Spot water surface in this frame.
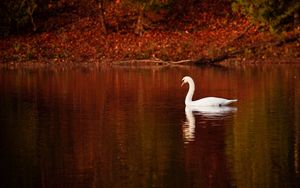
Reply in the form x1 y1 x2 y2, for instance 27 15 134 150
0 65 299 188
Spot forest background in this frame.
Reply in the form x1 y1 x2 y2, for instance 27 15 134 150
0 0 299 64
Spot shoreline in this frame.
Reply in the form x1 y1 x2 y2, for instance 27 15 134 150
1 3 299 65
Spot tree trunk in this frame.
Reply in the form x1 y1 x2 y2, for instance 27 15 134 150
294 12 300 28
97 0 107 34
134 6 144 36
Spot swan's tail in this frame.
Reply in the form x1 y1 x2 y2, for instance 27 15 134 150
224 99 238 105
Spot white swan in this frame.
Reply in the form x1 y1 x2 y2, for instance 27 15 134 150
181 76 237 106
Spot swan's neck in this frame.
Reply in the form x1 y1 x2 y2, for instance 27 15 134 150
185 80 195 105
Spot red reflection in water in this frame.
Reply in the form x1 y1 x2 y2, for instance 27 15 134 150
1 65 299 188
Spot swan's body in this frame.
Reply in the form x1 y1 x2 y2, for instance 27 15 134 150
182 76 237 106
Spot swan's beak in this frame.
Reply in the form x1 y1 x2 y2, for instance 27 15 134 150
181 80 185 87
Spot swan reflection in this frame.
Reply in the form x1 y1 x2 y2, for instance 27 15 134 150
183 106 237 144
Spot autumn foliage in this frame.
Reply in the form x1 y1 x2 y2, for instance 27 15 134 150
0 0 299 64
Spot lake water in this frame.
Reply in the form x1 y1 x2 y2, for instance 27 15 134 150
0 64 299 188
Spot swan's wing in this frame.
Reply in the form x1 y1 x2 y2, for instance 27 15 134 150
222 99 238 105
190 97 237 106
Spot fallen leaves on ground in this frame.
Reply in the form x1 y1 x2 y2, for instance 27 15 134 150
0 0 299 65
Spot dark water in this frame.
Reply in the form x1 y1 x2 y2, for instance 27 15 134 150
0 65 299 188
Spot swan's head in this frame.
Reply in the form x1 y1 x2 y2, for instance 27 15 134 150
181 76 193 87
